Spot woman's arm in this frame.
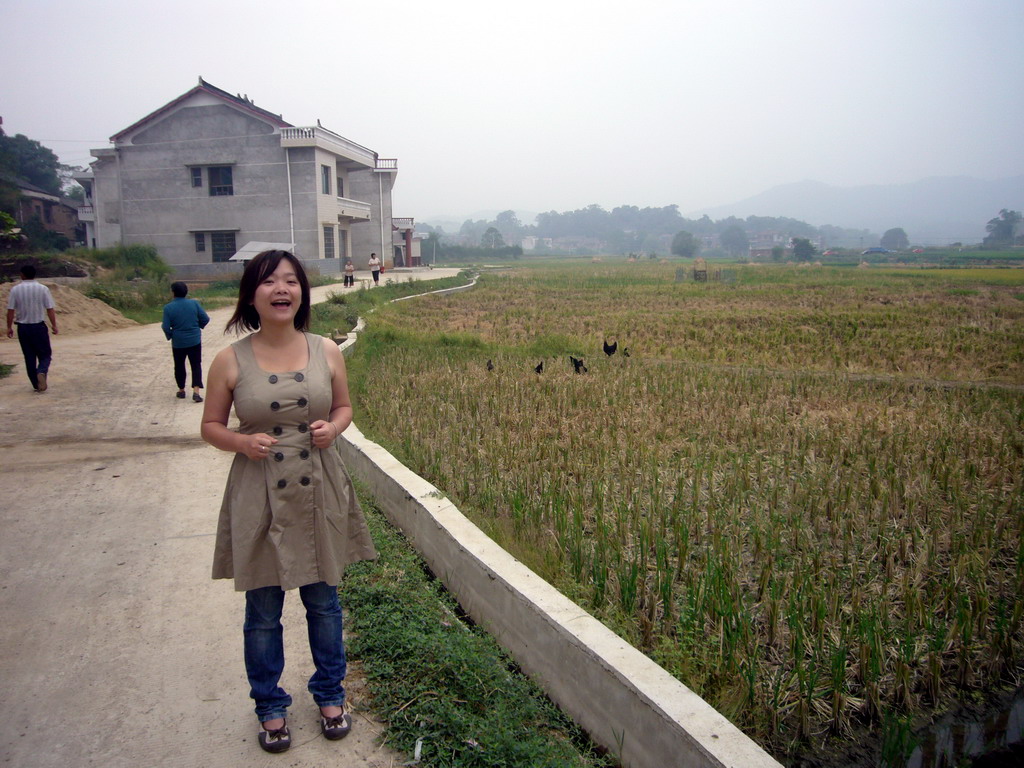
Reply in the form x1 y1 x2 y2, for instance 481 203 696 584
201 346 277 460
311 337 353 449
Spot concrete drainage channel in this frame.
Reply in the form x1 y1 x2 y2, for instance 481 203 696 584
335 280 782 768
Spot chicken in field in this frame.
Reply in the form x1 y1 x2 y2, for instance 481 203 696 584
535 361 544 374
486 359 495 372
603 339 617 356
570 355 588 374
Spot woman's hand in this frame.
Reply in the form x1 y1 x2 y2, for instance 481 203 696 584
243 433 278 461
310 420 339 450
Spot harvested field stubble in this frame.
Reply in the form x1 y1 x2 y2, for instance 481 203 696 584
349 263 1024 759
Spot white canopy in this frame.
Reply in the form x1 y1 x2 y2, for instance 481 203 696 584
228 241 296 261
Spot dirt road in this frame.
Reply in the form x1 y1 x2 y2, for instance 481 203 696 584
0 269 460 767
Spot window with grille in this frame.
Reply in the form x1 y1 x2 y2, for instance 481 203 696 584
321 165 332 195
190 167 202 188
210 232 236 262
194 233 206 252
208 166 233 196
323 225 335 258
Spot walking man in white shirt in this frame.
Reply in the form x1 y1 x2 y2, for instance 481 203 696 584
6 264 58 392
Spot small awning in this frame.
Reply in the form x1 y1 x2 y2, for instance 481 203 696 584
229 241 296 261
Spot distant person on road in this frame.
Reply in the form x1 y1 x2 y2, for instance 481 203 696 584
201 249 376 754
5 264 58 392
161 281 210 402
343 259 355 288
367 252 381 286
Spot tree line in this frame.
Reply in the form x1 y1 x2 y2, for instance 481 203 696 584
423 205 878 255
425 203 1023 257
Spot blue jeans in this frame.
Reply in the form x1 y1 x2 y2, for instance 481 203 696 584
243 581 347 722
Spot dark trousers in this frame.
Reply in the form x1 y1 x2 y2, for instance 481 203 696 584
172 344 203 389
16 322 51 390
343 274 354 287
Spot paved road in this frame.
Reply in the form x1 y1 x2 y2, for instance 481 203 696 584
0 269 460 767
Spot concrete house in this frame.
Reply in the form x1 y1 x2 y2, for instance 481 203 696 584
76 78 397 271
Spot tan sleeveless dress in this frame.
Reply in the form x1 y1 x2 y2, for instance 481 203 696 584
212 333 376 591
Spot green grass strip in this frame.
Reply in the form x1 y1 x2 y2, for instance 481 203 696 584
342 486 614 768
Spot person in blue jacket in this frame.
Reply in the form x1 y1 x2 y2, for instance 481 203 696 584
162 281 210 402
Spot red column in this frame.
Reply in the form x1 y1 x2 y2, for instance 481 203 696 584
406 229 416 266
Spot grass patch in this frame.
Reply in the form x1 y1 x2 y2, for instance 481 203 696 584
0 362 13 379
342 487 614 768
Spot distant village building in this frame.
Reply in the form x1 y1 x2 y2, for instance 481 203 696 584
392 217 422 266
76 78 404 269
2 172 83 245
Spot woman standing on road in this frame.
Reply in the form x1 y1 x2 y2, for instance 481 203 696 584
201 249 376 753
367 252 381 286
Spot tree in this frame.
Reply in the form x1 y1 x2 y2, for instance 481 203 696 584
792 237 816 261
494 210 522 243
983 209 1022 248
480 226 505 248
671 230 699 258
0 133 62 195
880 227 909 251
719 224 749 257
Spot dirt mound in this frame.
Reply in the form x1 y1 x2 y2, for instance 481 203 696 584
1 281 138 336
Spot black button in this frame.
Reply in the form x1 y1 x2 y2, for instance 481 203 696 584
300 477 311 486
270 401 280 411
277 479 287 488
272 426 283 436
300 449 310 459
298 423 308 433
274 452 284 462
297 397 308 407
294 373 304 382
268 375 278 384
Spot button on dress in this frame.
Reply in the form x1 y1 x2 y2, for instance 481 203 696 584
212 333 376 591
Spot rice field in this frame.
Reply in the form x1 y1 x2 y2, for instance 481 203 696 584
347 262 1024 760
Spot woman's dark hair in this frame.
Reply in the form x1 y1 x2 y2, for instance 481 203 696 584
171 281 188 298
225 250 311 334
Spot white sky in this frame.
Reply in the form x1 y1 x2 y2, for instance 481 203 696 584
3 0 1022 222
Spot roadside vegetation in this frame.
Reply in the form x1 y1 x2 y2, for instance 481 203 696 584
344 484 614 768
346 260 1024 764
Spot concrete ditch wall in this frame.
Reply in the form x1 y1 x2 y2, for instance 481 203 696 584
336 320 782 768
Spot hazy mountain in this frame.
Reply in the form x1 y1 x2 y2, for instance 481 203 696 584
689 176 1024 244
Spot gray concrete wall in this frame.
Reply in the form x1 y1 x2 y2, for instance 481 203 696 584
87 101 394 268
348 168 394 268
115 104 295 265
334 324 782 768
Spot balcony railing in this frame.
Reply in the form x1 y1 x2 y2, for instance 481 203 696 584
77 205 95 221
280 126 376 168
375 158 398 172
393 217 414 229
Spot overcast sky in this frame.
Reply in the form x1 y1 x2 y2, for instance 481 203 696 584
4 0 1022 224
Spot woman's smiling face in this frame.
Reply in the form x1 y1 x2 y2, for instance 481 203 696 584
253 260 302 323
